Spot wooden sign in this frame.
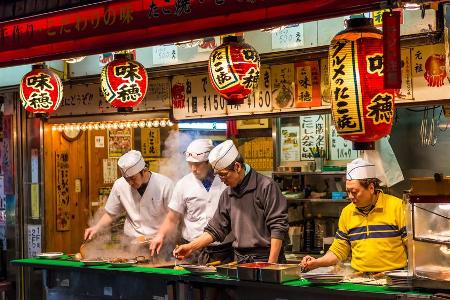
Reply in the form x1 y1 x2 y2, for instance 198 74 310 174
272 64 295 110
56 152 70 231
141 128 161 157
299 115 326 160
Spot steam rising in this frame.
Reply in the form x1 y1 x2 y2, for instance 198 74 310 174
158 130 193 181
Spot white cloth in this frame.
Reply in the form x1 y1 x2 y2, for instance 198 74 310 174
185 139 214 162
118 150 145 177
362 137 404 187
105 172 174 238
346 158 376 180
168 173 227 242
208 140 239 170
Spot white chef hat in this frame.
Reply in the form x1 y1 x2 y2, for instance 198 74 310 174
208 140 239 171
346 158 377 180
185 139 214 162
118 150 145 178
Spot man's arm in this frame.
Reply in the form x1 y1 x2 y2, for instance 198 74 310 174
301 252 339 271
173 232 214 259
150 209 181 256
84 212 114 240
268 238 283 263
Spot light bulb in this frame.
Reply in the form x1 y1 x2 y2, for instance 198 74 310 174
75 124 81 130
87 124 93 130
146 121 153 128
118 123 125 129
167 120 174 127
152 120 159 127
93 123 100 130
52 125 57 131
132 121 139 128
106 123 112 130
57 125 64 132
160 120 167 127
80 124 87 131
126 122 132 129
139 121 146 128
112 123 119 130
99 123 106 130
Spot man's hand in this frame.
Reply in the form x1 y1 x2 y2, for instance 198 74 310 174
84 226 98 241
149 234 164 257
300 255 318 272
173 244 193 260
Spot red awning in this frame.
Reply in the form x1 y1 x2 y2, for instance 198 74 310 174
0 0 386 68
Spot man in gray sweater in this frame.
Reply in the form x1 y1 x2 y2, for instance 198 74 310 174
173 140 288 263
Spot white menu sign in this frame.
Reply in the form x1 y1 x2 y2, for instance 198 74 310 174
153 45 178 65
299 115 326 160
28 224 41 257
272 24 304 50
280 126 300 162
329 125 359 161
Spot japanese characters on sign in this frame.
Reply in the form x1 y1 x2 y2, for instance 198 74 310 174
101 56 148 110
153 45 178 65
299 115 326 160
172 74 227 119
141 128 161 157
103 158 118 184
329 40 364 134
329 125 358 161
272 24 304 50
28 225 41 257
320 59 331 104
295 61 321 108
20 65 63 114
398 49 413 100
280 126 300 162
272 64 295 109
56 152 70 231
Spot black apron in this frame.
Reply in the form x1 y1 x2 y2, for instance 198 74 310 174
234 247 286 264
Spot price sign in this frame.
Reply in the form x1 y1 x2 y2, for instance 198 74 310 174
28 224 41 257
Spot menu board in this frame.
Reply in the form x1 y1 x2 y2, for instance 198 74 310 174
280 126 300 162
329 125 359 161
299 115 326 160
107 128 132 158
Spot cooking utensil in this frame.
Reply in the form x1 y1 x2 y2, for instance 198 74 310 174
36 252 64 259
237 262 274 281
259 264 300 283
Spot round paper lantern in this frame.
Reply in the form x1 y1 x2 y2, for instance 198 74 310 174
101 53 148 112
208 36 260 105
19 64 63 115
329 18 395 150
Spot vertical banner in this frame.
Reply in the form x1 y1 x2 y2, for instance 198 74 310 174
280 126 300 162
27 225 42 257
320 59 331 105
272 64 295 109
383 11 402 89
295 61 321 108
299 115 326 160
55 152 70 231
397 48 413 100
141 128 161 157
103 158 118 184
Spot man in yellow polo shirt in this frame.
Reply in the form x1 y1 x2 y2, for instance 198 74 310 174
301 158 407 273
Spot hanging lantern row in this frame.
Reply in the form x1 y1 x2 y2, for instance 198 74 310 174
51 119 174 132
19 64 63 115
100 53 148 113
208 36 261 105
329 17 395 150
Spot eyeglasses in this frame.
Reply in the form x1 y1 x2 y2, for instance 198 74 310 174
184 151 210 159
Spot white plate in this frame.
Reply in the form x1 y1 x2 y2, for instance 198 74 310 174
36 252 64 259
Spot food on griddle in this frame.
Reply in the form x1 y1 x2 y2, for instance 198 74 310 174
109 258 130 263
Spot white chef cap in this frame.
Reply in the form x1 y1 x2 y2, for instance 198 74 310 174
208 140 239 171
346 158 377 180
118 150 145 178
185 139 214 162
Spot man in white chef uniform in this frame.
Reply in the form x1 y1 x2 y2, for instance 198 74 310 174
84 150 174 247
150 139 234 264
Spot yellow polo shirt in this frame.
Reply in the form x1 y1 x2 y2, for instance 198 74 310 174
329 192 407 272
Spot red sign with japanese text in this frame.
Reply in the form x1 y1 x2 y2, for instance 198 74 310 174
383 11 401 89
295 61 321 108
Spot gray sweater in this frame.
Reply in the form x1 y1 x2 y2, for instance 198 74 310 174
204 168 288 249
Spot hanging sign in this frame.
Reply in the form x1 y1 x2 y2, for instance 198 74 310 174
153 45 178 65
383 11 402 89
295 61 321 108
397 48 413 100
272 24 304 50
272 64 295 110
280 126 300 162
299 115 326 160
329 125 359 160
56 152 70 231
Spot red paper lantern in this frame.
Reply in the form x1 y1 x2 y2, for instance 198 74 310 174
19 64 63 115
208 36 260 105
101 53 148 112
329 18 395 150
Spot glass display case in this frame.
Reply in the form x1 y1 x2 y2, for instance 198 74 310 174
407 177 450 289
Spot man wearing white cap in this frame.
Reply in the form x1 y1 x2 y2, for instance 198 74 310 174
149 139 234 264
174 140 288 264
84 150 174 242
301 158 407 273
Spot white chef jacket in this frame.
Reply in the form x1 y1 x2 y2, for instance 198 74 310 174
168 173 227 243
105 172 174 238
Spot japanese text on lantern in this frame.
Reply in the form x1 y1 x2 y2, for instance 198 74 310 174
366 53 383 76
210 47 238 89
113 61 143 102
366 92 393 124
25 72 54 110
330 41 363 134
241 48 260 89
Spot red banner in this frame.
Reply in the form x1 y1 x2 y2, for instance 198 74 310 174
0 0 385 68
383 11 401 89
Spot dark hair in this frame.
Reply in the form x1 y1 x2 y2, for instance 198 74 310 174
358 178 381 190
225 154 245 170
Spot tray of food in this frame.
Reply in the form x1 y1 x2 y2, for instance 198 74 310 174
237 262 274 281
106 258 137 268
36 252 64 259
178 264 217 275
259 264 300 283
